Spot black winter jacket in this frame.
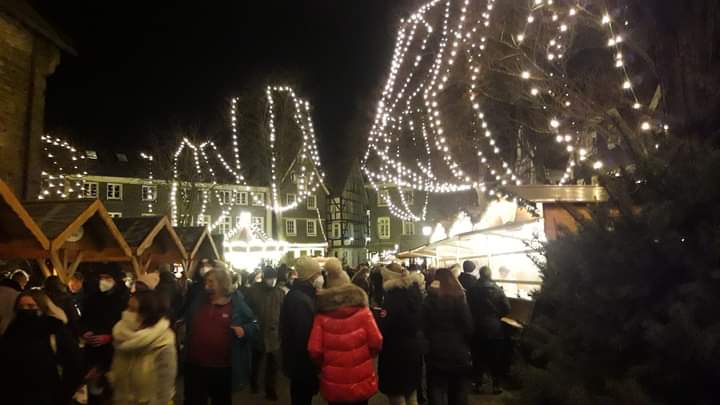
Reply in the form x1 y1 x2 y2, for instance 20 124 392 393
422 291 473 374
0 315 84 405
458 273 477 291
279 282 318 383
467 280 510 340
378 276 424 395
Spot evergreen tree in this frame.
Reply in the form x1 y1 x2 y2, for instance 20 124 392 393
512 138 720 404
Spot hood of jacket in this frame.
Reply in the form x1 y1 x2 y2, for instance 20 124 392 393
316 283 368 313
383 274 416 291
113 311 173 352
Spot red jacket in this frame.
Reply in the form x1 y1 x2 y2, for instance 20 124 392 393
308 284 383 403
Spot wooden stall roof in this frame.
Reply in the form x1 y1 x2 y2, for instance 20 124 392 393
23 199 131 257
114 216 187 261
505 185 608 203
174 226 220 261
0 180 49 258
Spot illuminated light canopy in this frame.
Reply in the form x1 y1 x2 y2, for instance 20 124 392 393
362 0 659 216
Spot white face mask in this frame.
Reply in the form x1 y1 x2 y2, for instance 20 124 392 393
312 276 325 290
265 278 277 288
99 279 115 293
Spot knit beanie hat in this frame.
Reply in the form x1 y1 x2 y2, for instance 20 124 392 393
324 257 350 288
263 266 278 280
463 260 476 273
295 256 321 281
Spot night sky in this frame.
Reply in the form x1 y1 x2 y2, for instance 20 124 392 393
33 1 414 176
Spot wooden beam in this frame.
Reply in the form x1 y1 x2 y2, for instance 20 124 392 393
67 251 86 279
50 250 68 283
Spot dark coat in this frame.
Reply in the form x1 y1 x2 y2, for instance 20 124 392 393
458 273 477 292
184 289 259 392
467 280 510 340
279 282 318 384
0 315 84 405
245 283 285 353
422 290 473 374
80 284 129 368
378 276 424 396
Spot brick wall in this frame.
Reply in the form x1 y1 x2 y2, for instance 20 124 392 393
0 12 60 199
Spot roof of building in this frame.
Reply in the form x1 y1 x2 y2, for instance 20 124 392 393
0 0 75 54
113 216 162 247
23 200 95 240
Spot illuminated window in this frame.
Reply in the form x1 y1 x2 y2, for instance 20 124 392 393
141 185 157 202
307 195 317 210
402 220 416 236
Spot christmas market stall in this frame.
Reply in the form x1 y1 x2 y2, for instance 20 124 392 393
113 216 187 275
23 199 132 282
174 226 221 273
0 180 51 274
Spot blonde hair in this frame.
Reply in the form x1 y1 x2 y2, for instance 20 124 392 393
205 262 234 295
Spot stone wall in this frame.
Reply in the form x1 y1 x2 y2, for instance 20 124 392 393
0 12 60 199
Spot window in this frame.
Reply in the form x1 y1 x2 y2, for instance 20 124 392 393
378 217 391 239
108 212 123 218
306 219 317 236
86 150 98 160
107 184 123 200
377 189 390 207
252 217 265 232
403 190 414 205
83 182 98 198
234 191 248 205
251 192 265 206
331 222 342 239
196 215 211 227
307 195 317 210
141 185 157 202
115 153 128 162
330 199 340 219
347 223 355 240
402 220 416 236
290 172 297 184
220 216 232 234
285 219 297 236
218 190 233 205
286 193 296 206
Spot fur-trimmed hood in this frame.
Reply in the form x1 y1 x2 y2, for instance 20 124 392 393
383 271 426 291
316 284 368 313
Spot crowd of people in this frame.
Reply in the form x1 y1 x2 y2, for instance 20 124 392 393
0 256 511 405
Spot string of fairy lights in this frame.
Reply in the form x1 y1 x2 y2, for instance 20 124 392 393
38 135 87 200
362 0 664 220
170 86 326 241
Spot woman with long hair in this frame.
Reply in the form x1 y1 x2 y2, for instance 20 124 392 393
422 268 473 405
109 275 177 405
0 289 84 405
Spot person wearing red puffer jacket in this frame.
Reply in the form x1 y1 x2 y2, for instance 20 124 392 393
308 258 383 405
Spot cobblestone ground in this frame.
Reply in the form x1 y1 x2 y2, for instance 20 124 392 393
178 373 512 405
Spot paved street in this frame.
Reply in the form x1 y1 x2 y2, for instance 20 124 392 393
178 372 512 405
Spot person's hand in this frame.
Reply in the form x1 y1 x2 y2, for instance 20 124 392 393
87 334 112 347
379 309 388 318
82 331 94 341
231 325 245 338
85 368 100 380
